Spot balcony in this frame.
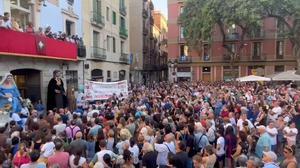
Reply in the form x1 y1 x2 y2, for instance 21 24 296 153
119 5 127 16
143 9 148 18
223 54 232 61
225 32 240 41
178 56 192 63
119 26 128 39
119 53 130 64
91 11 105 28
249 30 265 39
251 55 266 61
0 28 77 61
91 47 106 61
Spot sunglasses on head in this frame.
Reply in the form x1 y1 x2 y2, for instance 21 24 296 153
284 146 293 153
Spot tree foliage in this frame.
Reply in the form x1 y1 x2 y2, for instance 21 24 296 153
258 0 300 70
181 0 262 55
181 0 300 70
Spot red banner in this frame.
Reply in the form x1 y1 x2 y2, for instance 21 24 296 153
0 28 77 61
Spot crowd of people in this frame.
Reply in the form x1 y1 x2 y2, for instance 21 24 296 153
0 80 299 168
0 12 84 45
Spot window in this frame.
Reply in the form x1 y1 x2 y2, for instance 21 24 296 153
106 7 110 21
93 31 99 47
253 42 261 57
202 67 211 73
106 36 110 51
121 41 125 53
113 37 116 53
93 0 101 15
203 44 210 61
180 6 184 14
180 26 184 39
112 11 116 25
65 20 75 36
180 45 188 57
120 17 126 28
275 65 284 73
107 70 111 78
66 70 78 91
277 19 285 33
227 43 236 53
276 41 284 59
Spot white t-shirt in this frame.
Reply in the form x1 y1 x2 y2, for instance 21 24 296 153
237 119 254 131
216 137 225 156
53 123 66 135
266 126 278 145
95 149 117 164
284 127 298 145
41 142 55 158
69 155 86 168
269 106 282 121
207 127 216 142
129 145 139 164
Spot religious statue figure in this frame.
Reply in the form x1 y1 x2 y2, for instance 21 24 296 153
47 70 68 110
0 73 22 114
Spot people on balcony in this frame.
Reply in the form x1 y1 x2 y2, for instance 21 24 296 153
25 22 34 33
0 12 12 29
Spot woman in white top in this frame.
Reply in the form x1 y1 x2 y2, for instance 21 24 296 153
283 122 298 146
69 150 88 168
215 126 225 168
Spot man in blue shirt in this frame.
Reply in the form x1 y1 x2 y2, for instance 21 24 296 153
255 125 272 158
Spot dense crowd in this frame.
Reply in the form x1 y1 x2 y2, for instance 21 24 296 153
0 12 84 45
0 81 299 168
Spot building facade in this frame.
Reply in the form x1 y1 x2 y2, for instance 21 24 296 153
129 0 162 84
0 0 84 104
168 0 297 82
152 10 168 82
82 0 130 83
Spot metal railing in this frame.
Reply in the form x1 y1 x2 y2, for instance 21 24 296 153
119 53 129 64
119 26 128 38
119 6 127 16
225 32 240 41
91 47 106 60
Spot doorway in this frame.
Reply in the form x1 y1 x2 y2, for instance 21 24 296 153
11 69 41 103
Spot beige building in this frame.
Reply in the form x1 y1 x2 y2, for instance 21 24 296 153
129 0 157 84
152 10 168 81
82 0 130 82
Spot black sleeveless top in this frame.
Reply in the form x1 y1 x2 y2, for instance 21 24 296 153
239 141 249 155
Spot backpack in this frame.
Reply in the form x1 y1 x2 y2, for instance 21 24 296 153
66 126 79 143
193 134 206 154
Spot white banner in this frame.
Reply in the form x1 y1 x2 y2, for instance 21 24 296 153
85 80 128 101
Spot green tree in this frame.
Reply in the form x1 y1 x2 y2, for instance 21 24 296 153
258 0 300 73
180 0 262 79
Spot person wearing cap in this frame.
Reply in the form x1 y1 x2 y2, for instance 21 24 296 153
255 125 272 158
262 151 279 168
